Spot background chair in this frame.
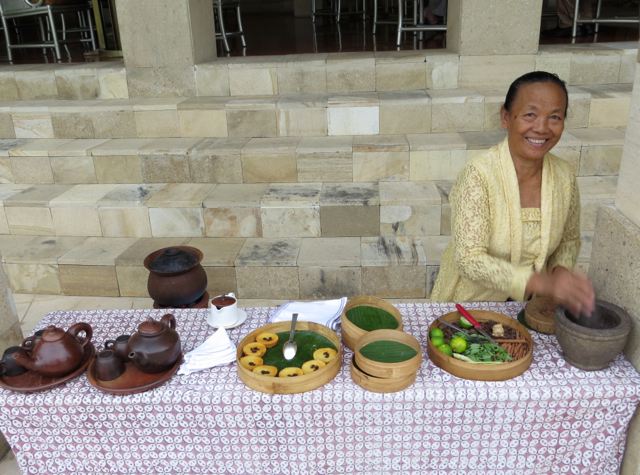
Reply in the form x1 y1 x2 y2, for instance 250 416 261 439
571 0 639 37
212 0 245 52
372 0 446 45
311 0 366 23
0 0 96 60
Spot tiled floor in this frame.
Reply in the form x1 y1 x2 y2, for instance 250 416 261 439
0 292 431 474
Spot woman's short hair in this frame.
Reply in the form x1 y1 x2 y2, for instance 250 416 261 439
504 71 569 116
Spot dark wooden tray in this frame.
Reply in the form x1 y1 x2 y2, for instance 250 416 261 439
0 343 95 393
86 355 182 395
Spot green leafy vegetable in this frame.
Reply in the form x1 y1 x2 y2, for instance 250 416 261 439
261 331 337 371
359 340 417 363
450 333 512 363
346 305 399 331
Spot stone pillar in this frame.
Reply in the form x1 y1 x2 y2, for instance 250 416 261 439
446 0 543 89
447 0 543 55
115 0 217 97
0 255 24 458
588 41 640 474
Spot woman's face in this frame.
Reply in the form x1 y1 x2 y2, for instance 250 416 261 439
500 82 566 164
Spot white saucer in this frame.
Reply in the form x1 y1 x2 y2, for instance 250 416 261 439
207 309 248 329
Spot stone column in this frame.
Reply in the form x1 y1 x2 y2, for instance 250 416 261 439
446 0 543 88
447 0 543 55
115 0 217 97
0 254 24 458
588 42 640 475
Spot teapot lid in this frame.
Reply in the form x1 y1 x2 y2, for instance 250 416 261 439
149 247 198 272
137 318 164 336
41 325 65 342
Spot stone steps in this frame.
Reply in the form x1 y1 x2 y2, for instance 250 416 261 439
0 43 635 101
0 166 615 298
0 230 596 300
0 127 625 186
0 83 632 140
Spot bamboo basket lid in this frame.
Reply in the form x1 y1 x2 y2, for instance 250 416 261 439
350 356 416 393
340 296 403 351
427 310 533 381
236 321 341 394
354 329 422 379
524 296 557 334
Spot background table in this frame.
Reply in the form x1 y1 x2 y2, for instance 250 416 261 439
1 301 639 475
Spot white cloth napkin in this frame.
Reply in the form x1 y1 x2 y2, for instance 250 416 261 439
178 326 237 375
268 297 347 330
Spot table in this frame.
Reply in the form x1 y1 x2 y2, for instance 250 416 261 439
1 302 639 475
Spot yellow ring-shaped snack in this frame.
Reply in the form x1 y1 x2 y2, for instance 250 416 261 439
252 365 278 376
279 367 304 378
313 348 337 363
301 360 326 374
256 332 279 348
243 342 267 357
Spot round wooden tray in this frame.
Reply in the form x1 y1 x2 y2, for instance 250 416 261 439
427 310 533 381
524 296 557 334
237 321 341 394
354 329 422 379
86 354 182 395
340 296 403 351
0 343 95 393
350 356 416 393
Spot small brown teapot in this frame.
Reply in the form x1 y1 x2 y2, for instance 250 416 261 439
128 314 181 374
13 323 93 377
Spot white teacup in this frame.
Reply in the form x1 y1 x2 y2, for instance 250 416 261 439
207 293 239 328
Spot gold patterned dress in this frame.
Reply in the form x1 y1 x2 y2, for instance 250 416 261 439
431 138 581 303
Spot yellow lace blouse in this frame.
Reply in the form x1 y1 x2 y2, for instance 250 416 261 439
431 138 581 303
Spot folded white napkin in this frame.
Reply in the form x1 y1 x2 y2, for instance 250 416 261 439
268 297 347 330
178 326 237 375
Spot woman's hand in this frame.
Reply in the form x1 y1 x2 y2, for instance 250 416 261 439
526 266 595 317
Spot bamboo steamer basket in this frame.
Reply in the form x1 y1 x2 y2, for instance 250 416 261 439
350 356 416 393
427 310 533 381
237 321 341 394
524 296 557 334
354 329 422 379
341 296 403 351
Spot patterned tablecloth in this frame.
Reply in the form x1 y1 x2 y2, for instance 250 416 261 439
1 301 640 475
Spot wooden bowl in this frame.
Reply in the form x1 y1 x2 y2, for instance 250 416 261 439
350 356 416 393
341 296 403 351
427 310 533 381
236 321 341 394
354 329 422 379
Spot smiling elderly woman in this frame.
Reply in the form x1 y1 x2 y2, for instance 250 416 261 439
431 71 595 317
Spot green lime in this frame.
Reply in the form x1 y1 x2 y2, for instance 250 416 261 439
450 337 467 354
459 316 474 329
429 328 444 340
430 336 445 347
437 344 453 357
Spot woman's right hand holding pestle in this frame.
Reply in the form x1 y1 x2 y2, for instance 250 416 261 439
526 266 595 318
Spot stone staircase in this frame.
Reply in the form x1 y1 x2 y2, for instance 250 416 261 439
0 43 633 301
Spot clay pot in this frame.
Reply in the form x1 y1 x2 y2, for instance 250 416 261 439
128 314 181 374
13 323 93 377
555 300 631 371
144 246 207 308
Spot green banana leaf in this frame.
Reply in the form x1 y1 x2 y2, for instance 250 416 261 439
260 330 338 372
359 340 417 363
346 305 399 331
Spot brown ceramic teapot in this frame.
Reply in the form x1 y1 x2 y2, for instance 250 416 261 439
13 323 93 377
128 314 181 374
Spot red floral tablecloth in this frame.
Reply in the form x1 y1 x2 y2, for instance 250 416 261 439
1 301 639 475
